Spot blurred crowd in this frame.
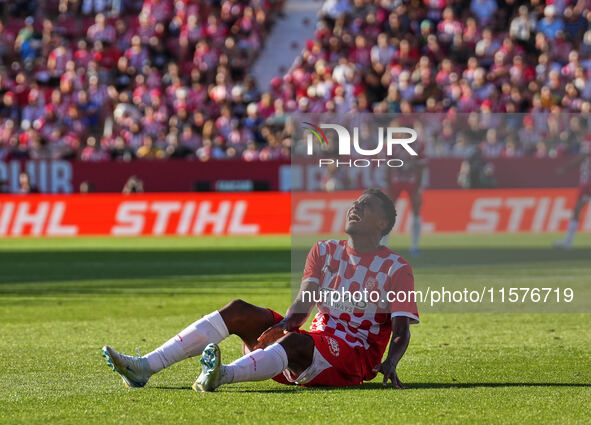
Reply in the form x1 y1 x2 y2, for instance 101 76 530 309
277 0 591 159
1 0 591 162
0 0 287 162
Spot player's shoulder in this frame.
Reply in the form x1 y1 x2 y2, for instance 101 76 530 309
313 239 346 255
314 239 344 248
380 246 414 273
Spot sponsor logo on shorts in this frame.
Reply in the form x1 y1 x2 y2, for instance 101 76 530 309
327 337 340 357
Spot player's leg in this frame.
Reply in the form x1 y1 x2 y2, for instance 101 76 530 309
410 187 423 256
195 332 314 391
555 196 588 249
555 187 590 249
143 299 274 371
102 299 275 387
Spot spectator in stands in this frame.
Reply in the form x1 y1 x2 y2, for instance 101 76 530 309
510 5 536 46
15 17 40 69
2 0 591 164
537 5 564 39
18 171 39 193
470 0 498 27
87 13 116 43
0 21 15 65
457 160 472 189
83 0 109 16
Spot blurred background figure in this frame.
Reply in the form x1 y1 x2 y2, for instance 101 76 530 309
18 171 38 193
79 180 95 193
122 175 144 193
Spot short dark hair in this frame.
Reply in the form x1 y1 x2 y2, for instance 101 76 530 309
363 188 397 236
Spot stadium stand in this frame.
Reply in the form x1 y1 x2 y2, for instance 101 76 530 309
0 0 590 162
277 0 591 159
0 0 286 161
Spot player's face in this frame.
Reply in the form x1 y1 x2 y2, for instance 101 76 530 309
345 194 387 237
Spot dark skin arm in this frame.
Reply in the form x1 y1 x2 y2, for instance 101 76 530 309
253 279 319 350
372 316 410 389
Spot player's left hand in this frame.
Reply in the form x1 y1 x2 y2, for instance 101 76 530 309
372 359 405 389
253 320 288 350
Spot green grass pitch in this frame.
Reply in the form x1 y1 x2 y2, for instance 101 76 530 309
0 234 589 424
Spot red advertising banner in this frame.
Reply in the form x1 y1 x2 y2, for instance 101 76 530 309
0 193 290 236
293 188 591 234
0 189 589 236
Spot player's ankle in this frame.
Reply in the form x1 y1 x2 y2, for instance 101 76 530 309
219 365 233 386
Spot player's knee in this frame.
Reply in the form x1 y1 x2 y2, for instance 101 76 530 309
278 333 314 369
219 299 258 334
223 299 253 316
221 299 260 324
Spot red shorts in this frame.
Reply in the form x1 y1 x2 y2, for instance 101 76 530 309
390 182 418 201
266 310 374 387
577 184 591 202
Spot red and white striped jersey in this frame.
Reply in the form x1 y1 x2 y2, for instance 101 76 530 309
302 240 419 356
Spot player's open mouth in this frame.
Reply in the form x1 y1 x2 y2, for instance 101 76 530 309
348 212 361 223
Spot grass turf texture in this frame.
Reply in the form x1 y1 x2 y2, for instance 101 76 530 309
0 234 589 425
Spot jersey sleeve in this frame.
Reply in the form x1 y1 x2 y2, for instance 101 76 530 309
302 242 323 285
387 264 420 324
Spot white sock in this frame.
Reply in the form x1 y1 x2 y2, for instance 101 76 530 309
220 343 288 385
144 311 229 373
411 214 421 250
564 219 578 245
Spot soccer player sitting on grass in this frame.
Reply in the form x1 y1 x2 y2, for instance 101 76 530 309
102 189 419 391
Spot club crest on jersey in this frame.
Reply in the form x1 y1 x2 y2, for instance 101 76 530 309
327 337 340 357
365 277 378 291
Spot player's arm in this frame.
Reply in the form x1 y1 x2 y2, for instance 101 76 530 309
254 242 322 349
556 153 586 175
284 278 320 328
373 263 418 388
372 316 410 389
253 279 318 349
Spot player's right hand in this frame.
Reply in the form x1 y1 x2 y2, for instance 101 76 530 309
372 360 405 389
253 321 288 350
